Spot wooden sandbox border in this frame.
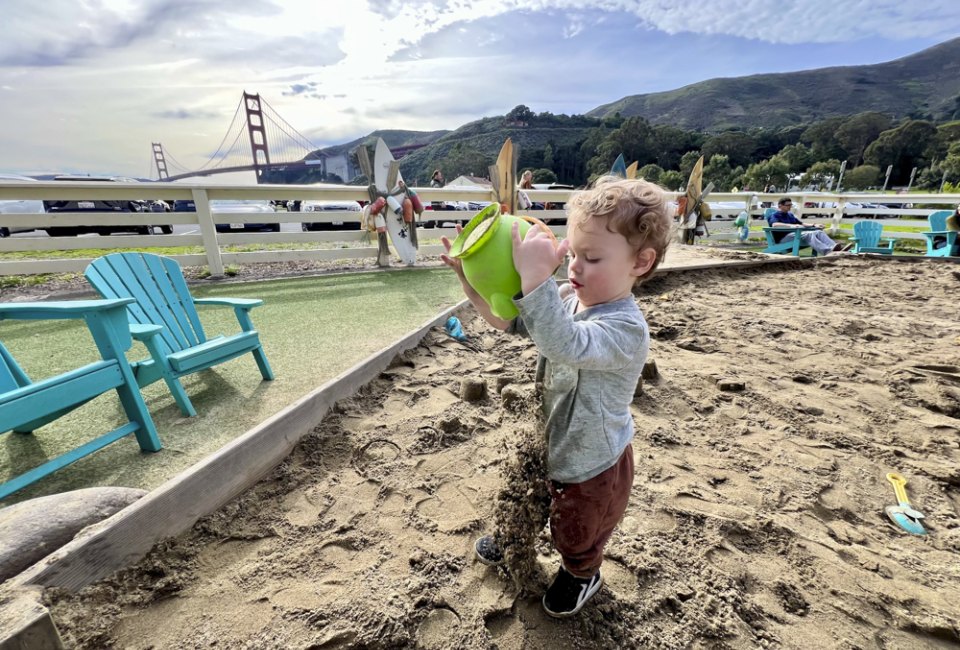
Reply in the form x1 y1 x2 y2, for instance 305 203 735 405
0 251 855 647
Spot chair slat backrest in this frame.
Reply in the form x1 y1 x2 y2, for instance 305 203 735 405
85 253 207 354
764 207 789 243
853 221 882 248
0 340 30 394
929 210 951 231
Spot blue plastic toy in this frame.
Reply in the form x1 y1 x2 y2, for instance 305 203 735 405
445 316 467 342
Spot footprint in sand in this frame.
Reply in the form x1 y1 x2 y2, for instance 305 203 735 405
599 558 640 603
415 482 481 532
670 492 753 522
417 608 462 649
620 511 677 535
486 612 524 650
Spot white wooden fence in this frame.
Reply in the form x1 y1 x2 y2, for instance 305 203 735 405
0 180 957 276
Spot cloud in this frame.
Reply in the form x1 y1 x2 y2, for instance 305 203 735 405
1 1 959 178
154 108 222 120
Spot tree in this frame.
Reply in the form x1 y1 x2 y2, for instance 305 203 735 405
438 142 490 180
777 143 813 175
742 155 790 191
800 117 846 161
532 168 557 184
801 159 841 189
679 151 702 179
842 165 880 190
701 131 757 169
834 112 891 166
915 166 944 190
637 163 663 183
588 116 657 177
506 105 534 124
942 141 960 182
650 125 705 170
659 170 684 191
542 143 555 170
703 154 741 191
863 120 937 185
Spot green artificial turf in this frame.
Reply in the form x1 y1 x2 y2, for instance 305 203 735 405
0 268 466 505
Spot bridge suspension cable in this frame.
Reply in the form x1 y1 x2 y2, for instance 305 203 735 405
154 91 326 180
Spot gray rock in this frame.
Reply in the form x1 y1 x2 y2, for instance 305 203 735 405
0 487 146 582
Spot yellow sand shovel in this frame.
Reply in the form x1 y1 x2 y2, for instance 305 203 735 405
885 473 926 536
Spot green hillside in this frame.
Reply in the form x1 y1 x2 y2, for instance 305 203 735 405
589 37 960 131
317 129 450 158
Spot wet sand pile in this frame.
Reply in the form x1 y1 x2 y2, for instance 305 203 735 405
46 257 960 649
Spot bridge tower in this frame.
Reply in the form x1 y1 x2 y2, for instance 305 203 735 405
152 142 169 180
243 91 271 183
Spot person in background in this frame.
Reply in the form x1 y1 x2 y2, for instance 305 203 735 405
518 169 542 210
430 169 445 212
519 169 534 190
441 176 672 617
769 197 851 255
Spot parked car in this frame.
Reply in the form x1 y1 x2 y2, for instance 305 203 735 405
174 199 280 232
0 173 46 237
42 175 171 236
299 199 362 231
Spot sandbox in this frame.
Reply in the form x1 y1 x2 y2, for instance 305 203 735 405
9 256 960 648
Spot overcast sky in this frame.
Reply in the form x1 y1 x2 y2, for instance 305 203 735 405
1 0 958 180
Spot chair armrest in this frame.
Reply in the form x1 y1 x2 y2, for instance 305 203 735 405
193 297 263 310
921 230 950 236
0 298 134 321
129 323 165 341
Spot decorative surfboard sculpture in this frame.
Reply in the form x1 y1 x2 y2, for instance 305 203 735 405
610 153 627 178
355 144 392 266
490 138 517 215
679 155 713 245
374 138 417 265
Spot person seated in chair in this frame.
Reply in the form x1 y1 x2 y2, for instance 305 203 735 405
769 197 850 256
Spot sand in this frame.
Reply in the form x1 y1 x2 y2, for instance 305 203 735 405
46 257 960 649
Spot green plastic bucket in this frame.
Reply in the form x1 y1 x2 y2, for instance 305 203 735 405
449 204 554 320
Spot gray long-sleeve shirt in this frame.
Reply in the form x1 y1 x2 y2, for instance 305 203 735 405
509 278 648 483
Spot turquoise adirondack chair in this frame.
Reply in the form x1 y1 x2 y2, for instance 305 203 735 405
922 210 957 257
761 207 814 256
0 299 161 500
851 220 895 255
85 253 274 417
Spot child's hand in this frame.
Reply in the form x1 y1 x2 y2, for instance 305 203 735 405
511 221 570 294
440 224 466 280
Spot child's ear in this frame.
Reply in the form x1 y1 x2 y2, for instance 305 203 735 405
632 247 657 277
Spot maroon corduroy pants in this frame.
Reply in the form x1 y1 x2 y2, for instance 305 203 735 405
548 444 634 578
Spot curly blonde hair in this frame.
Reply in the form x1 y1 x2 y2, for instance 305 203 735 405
566 175 672 283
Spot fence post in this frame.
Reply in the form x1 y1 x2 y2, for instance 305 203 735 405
191 189 224 277
832 198 846 235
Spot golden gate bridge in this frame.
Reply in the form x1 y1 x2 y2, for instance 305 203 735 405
152 92 424 183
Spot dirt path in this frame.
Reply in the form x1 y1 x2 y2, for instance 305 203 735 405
47 257 960 649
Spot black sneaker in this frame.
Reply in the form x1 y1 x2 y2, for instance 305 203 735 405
474 535 504 566
542 566 603 618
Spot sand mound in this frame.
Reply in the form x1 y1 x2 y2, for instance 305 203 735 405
46 257 960 648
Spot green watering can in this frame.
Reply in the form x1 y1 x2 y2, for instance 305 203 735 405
448 204 556 320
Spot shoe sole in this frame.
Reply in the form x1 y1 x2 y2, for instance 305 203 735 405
542 574 604 618
474 539 504 567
